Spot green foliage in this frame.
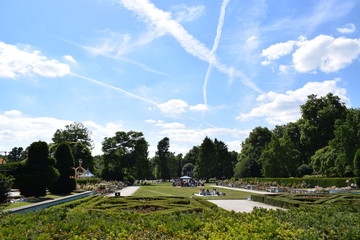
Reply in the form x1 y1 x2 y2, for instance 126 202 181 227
49 143 76 194
6 147 26 163
234 127 272 178
0 173 13 203
252 193 360 209
154 137 171 180
15 141 60 197
226 177 353 188
300 93 347 159
1 196 360 239
76 177 101 185
52 121 94 149
354 149 360 176
101 131 149 181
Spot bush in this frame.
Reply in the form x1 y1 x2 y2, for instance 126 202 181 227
16 141 60 197
0 173 13 203
49 143 76 194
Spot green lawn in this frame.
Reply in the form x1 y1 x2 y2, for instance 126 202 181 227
133 182 255 199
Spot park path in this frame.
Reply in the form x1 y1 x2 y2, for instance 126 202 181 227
106 186 140 197
106 185 284 213
210 185 275 194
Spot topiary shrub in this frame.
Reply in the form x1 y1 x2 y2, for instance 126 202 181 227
49 143 76 194
0 173 13 203
15 141 59 197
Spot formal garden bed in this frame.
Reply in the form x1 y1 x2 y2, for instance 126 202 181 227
251 192 360 208
0 195 359 239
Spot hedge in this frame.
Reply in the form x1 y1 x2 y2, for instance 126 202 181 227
227 177 355 188
76 178 102 185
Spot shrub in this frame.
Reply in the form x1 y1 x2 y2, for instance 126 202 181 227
16 141 60 197
0 173 13 203
49 143 76 194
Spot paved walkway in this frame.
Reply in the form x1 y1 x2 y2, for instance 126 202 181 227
105 186 140 197
208 199 283 213
211 185 275 195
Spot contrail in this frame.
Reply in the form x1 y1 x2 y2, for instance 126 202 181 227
119 0 262 91
202 0 230 119
69 72 159 106
70 72 218 128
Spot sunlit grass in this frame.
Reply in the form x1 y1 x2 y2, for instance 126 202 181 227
133 182 255 199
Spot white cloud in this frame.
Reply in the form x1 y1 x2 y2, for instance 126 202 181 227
145 119 185 129
160 128 249 144
237 79 349 125
157 99 189 118
63 55 77 64
0 42 70 78
0 110 124 155
261 35 360 73
293 35 360 73
337 23 356 34
261 40 296 60
172 4 205 22
189 104 208 112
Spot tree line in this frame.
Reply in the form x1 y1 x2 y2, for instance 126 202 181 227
4 93 360 184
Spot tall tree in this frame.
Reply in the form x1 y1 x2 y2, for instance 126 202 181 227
16 141 59 197
330 108 360 176
7 147 26 162
195 137 216 180
234 127 272 178
49 143 76 194
52 122 94 149
300 93 347 161
214 139 233 179
182 146 199 166
260 136 300 177
154 137 171 180
101 131 147 181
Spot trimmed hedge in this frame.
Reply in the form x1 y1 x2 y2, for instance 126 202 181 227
76 178 102 185
229 177 355 188
251 193 360 209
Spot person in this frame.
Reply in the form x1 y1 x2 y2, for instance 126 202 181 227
213 189 218 196
206 189 211 196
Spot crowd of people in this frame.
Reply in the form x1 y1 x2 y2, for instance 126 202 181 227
197 188 225 196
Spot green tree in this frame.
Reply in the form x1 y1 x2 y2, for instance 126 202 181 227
0 174 13 203
182 163 194 177
52 122 94 149
234 127 272 178
260 136 300 177
330 108 360 176
300 93 347 161
101 131 147 181
311 146 337 177
49 143 76 194
154 137 171 180
195 137 216 180
214 139 233 179
7 147 26 162
16 141 59 197
182 146 199 166
132 138 151 180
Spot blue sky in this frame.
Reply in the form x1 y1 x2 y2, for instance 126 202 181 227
1 0 360 157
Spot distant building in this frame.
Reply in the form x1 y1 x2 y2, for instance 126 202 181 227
0 158 6 164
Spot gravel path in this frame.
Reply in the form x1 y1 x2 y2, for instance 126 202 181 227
208 199 283 213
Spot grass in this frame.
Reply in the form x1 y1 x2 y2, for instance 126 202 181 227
133 182 256 199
